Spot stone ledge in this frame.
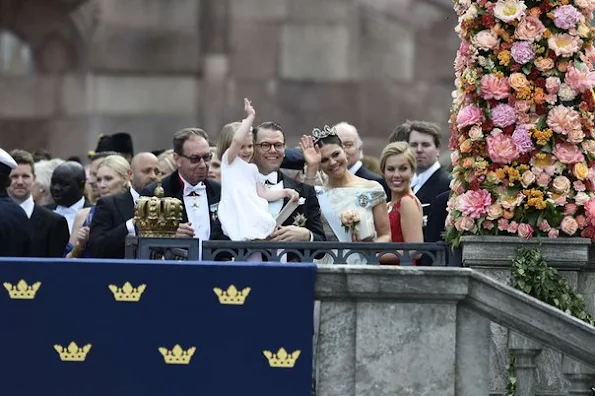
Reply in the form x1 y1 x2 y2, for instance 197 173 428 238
461 235 591 269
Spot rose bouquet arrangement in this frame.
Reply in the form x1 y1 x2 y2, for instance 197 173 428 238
341 210 361 234
447 0 595 246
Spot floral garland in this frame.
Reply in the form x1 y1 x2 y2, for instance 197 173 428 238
446 0 595 247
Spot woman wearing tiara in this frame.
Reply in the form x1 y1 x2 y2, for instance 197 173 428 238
217 98 299 241
300 126 390 264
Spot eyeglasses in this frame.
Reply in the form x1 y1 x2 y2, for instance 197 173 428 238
179 153 213 164
256 142 285 151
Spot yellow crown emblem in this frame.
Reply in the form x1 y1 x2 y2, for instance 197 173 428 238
3 280 41 299
263 348 301 368
108 282 146 302
135 177 183 237
158 344 196 365
213 285 250 305
54 342 92 362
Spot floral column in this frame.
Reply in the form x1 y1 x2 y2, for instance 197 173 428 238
447 0 595 246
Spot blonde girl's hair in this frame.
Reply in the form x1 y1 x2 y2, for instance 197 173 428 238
379 142 416 173
216 122 242 160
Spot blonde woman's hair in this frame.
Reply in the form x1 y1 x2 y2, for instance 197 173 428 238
97 155 131 185
216 122 242 160
380 142 416 173
157 149 176 174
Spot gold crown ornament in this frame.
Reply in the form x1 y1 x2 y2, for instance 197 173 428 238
108 282 146 302
213 285 251 305
263 348 301 368
134 176 183 237
3 280 41 300
158 344 196 365
54 342 92 362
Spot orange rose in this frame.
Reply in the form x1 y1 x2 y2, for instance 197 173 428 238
462 157 474 169
533 87 546 105
503 209 515 219
557 60 568 72
460 139 473 153
534 57 554 72
509 72 529 91
528 7 541 17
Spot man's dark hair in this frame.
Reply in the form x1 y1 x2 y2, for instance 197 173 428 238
32 150 52 162
314 134 343 148
389 120 442 148
10 150 35 174
252 121 286 143
89 151 120 162
173 128 209 155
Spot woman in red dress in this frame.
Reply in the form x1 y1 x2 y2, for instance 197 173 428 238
379 142 423 264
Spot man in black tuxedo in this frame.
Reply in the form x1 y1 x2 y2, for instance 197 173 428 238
391 121 451 224
47 161 91 235
88 152 160 258
281 122 390 199
253 122 325 243
0 148 31 257
142 128 226 241
8 150 69 257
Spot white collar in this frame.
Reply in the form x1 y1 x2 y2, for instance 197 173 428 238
348 160 363 175
58 196 85 212
130 188 140 203
263 171 279 184
411 161 441 192
19 195 34 218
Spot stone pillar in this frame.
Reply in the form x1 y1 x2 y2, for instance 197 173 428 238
455 306 490 396
508 332 542 396
562 356 595 396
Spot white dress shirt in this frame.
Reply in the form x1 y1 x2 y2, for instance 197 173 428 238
348 160 363 175
263 171 284 217
54 196 85 234
19 195 35 219
180 176 211 240
126 188 140 235
411 161 441 194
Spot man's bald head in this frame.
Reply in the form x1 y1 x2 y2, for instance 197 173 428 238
334 122 363 167
131 152 159 192
50 161 86 207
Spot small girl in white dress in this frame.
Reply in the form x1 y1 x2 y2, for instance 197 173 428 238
217 98 299 241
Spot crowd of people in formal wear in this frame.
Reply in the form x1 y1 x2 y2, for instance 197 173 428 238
0 98 452 264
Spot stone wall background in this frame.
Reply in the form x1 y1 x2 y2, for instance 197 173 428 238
0 0 457 160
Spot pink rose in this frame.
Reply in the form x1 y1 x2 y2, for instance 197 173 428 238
548 229 560 238
574 180 586 191
568 129 585 144
564 203 578 215
483 220 495 230
480 74 511 100
576 215 587 228
515 100 531 113
486 203 504 220
515 15 546 41
585 198 595 225
561 216 579 235
472 29 501 50
457 105 483 128
520 170 536 188
554 142 584 164
538 219 552 232
507 221 519 234
582 139 595 156
458 189 493 219
545 77 561 94
460 216 476 231
565 63 595 93
536 172 551 187
547 105 582 135
518 223 534 239
487 133 520 164
498 218 509 231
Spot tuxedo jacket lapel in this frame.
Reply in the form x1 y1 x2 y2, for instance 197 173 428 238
115 190 135 222
166 171 188 222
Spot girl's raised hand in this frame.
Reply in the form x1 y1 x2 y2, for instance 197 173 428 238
244 98 256 118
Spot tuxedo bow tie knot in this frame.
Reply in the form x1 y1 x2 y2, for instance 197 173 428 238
264 172 279 185
184 183 206 197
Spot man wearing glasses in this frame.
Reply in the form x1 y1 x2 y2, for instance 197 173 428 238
252 122 325 245
143 128 226 241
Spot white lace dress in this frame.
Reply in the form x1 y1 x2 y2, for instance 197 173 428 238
218 150 277 240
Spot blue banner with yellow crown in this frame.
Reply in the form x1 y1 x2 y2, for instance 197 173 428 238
0 258 316 396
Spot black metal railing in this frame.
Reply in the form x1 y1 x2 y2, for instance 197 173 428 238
125 237 449 266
